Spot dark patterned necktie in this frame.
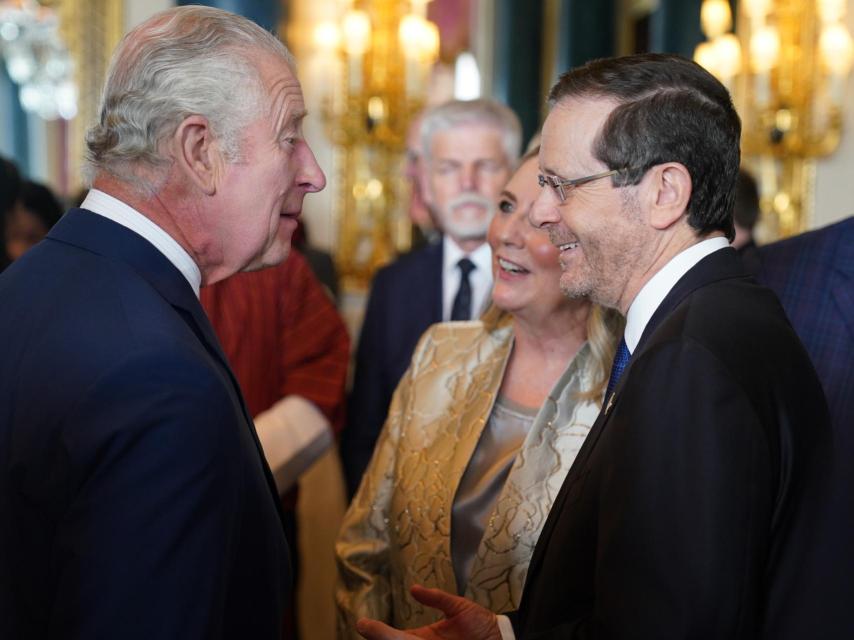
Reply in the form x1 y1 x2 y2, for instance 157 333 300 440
450 258 476 321
605 337 631 399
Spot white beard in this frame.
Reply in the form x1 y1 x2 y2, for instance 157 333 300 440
436 193 495 241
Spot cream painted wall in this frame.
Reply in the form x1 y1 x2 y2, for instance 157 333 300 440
813 0 854 228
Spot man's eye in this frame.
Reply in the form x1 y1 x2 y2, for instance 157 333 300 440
478 161 502 173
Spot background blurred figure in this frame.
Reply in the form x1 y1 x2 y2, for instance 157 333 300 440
342 99 522 497
0 156 22 271
732 168 761 273
757 215 853 630
405 112 439 249
336 151 620 635
4 180 63 263
201 249 350 639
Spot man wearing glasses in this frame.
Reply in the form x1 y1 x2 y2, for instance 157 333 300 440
357 53 841 640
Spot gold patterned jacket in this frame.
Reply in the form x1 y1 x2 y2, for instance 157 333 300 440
335 307 602 637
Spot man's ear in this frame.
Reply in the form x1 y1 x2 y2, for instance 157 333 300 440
643 162 692 230
171 115 221 196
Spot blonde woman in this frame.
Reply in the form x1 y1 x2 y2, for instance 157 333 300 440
335 150 621 635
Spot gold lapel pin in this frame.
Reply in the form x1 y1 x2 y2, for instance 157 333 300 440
604 392 616 415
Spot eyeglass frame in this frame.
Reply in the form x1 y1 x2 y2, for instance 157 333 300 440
537 168 622 203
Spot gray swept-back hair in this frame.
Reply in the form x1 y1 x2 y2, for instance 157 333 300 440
419 99 522 166
85 6 294 193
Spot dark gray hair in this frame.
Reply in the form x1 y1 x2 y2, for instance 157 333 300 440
85 6 294 192
420 99 522 166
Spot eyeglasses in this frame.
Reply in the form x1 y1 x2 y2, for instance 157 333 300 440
538 168 621 203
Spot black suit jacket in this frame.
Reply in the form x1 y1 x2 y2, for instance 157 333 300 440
511 248 836 639
342 241 443 496
0 210 290 639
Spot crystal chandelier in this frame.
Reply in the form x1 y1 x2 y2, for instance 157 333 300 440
695 0 854 237
0 0 77 120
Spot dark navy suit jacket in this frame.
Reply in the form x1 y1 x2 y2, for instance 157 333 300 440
510 248 838 639
757 216 853 446
0 209 290 639
341 241 443 496
757 216 854 632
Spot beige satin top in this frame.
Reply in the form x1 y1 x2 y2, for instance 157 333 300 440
335 307 602 637
451 395 536 594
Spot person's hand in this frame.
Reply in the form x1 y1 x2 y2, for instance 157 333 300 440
355 584 502 640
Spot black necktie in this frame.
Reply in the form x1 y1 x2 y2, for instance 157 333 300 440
450 258 476 321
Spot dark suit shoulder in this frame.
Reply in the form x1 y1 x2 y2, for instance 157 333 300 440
649 275 793 355
759 216 853 268
4 239 201 378
360 241 443 341
371 242 442 287
0 238 228 460
652 276 812 375
637 273 825 441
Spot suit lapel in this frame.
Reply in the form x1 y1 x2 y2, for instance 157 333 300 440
48 209 285 521
522 400 609 595
600 249 746 417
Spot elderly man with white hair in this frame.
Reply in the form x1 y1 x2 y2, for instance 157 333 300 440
0 7 324 639
342 99 522 497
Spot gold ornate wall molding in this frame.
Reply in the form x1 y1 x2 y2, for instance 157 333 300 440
300 0 440 291
57 0 123 192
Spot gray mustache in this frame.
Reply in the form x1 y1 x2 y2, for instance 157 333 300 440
448 194 494 212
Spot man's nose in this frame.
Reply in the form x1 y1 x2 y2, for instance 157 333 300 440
460 164 477 192
297 142 326 193
528 186 559 228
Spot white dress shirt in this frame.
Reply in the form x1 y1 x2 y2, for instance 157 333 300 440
442 235 493 322
496 235 730 640
623 236 730 354
81 189 202 297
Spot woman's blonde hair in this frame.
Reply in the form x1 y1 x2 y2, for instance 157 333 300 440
578 305 624 402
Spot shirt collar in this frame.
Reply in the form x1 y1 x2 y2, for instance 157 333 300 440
624 236 730 353
443 234 492 276
81 189 203 297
